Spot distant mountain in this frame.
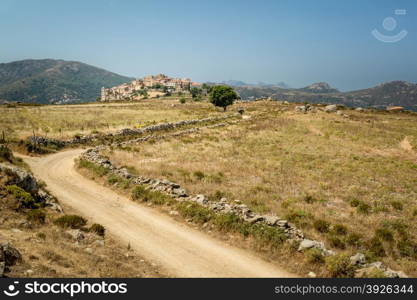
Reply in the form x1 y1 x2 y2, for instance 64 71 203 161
298 82 340 93
276 81 291 89
235 80 417 111
0 59 133 104
221 80 248 87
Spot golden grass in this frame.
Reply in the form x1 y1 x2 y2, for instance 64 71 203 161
103 101 417 276
0 98 221 140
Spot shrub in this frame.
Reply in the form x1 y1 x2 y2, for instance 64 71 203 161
357 202 371 214
0 145 13 162
36 232 46 240
213 213 242 232
346 233 363 247
208 190 225 202
6 185 38 208
413 208 417 217
397 238 417 258
333 224 348 235
390 200 403 211
313 219 330 233
328 235 346 249
375 227 394 242
350 199 360 207
107 174 120 184
179 97 186 104
177 202 213 224
131 186 172 205
26 209 46 224
249 223 286 248
303 194 317 204
305 248 325 264
89 223 105 237
78 159 108 177
193 171 205 181
54 215 87 229
325 254 356 278
368 237 386 257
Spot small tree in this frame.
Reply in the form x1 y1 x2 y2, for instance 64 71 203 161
190 87 202 99
209 85 238 111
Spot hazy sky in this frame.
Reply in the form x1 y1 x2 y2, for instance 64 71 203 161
1 0 416 91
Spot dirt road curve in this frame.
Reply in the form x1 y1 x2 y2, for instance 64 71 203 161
23 149 295 278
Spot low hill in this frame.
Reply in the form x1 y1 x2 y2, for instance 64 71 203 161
0 59 133 104
234 81 417 111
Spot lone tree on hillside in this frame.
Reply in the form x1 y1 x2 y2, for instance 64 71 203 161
209 85 238 111
190 87 202 99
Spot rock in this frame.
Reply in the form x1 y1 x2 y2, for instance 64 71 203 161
172 187 187 197
246 215 264 224
355 107 364 112
298 239 324 252
350 253 366 266
84 247 94 254
94 240 105 247
0 164 39 194
336 110 343 115
295 105 307 113
264 216 279 226
194 194 208 205
0 262 5 277
66 229 85 242
11 228 23 234
169 210 179 216
25 269 34 276
277 220 289 228
324 104 337 113
308 271 317 278
1 243 22 266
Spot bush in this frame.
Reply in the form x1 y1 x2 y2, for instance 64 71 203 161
313 219 330 233
193 171 205 181
179 97 186 104
208 190 225 202
0 145 13 162
390 201 403 211
368 237 386 257
305 248 325 264
78 159 108 177
303 194 317 204
6 185 38 208
333 224 348 235
328 235 346 249
26 209 46 224
131 186 172 205
325 254 356 278
177 202 213 224
357 202 371 214
89 223 105 237
375 227 394 242
346 233 363 247
54 215 87 229
350 199 360 207
397 238 417 258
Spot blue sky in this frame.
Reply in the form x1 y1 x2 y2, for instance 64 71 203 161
0 0 416 91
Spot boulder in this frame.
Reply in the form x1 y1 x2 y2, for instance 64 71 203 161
324 104 337 113
1 243 22 266
350 253 366 266
298 239 324 251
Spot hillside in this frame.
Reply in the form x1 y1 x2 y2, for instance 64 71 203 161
0 59 133 104
234 81 417 111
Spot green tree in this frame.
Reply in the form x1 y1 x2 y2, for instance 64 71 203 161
209 85 238 111
202 83 213 93
190 87 202 99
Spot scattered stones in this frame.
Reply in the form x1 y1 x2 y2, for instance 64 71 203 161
350 253 366 266
308 271 317 278
66 229 85 242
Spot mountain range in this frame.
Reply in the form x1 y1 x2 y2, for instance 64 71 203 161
0 59 132 104
0 59 416 110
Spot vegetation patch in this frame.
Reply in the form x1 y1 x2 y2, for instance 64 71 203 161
54 215 87 229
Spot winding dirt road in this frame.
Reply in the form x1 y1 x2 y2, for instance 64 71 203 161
23 149 295 278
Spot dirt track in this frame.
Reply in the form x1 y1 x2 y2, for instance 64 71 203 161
23 149 295 278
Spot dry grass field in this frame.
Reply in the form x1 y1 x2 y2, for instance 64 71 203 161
0 97 220 140
101 101 417 276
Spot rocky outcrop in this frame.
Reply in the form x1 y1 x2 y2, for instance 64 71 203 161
0 243 22 277
0 163 63 212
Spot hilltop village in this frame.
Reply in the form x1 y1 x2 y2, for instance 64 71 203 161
101 74 201 101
